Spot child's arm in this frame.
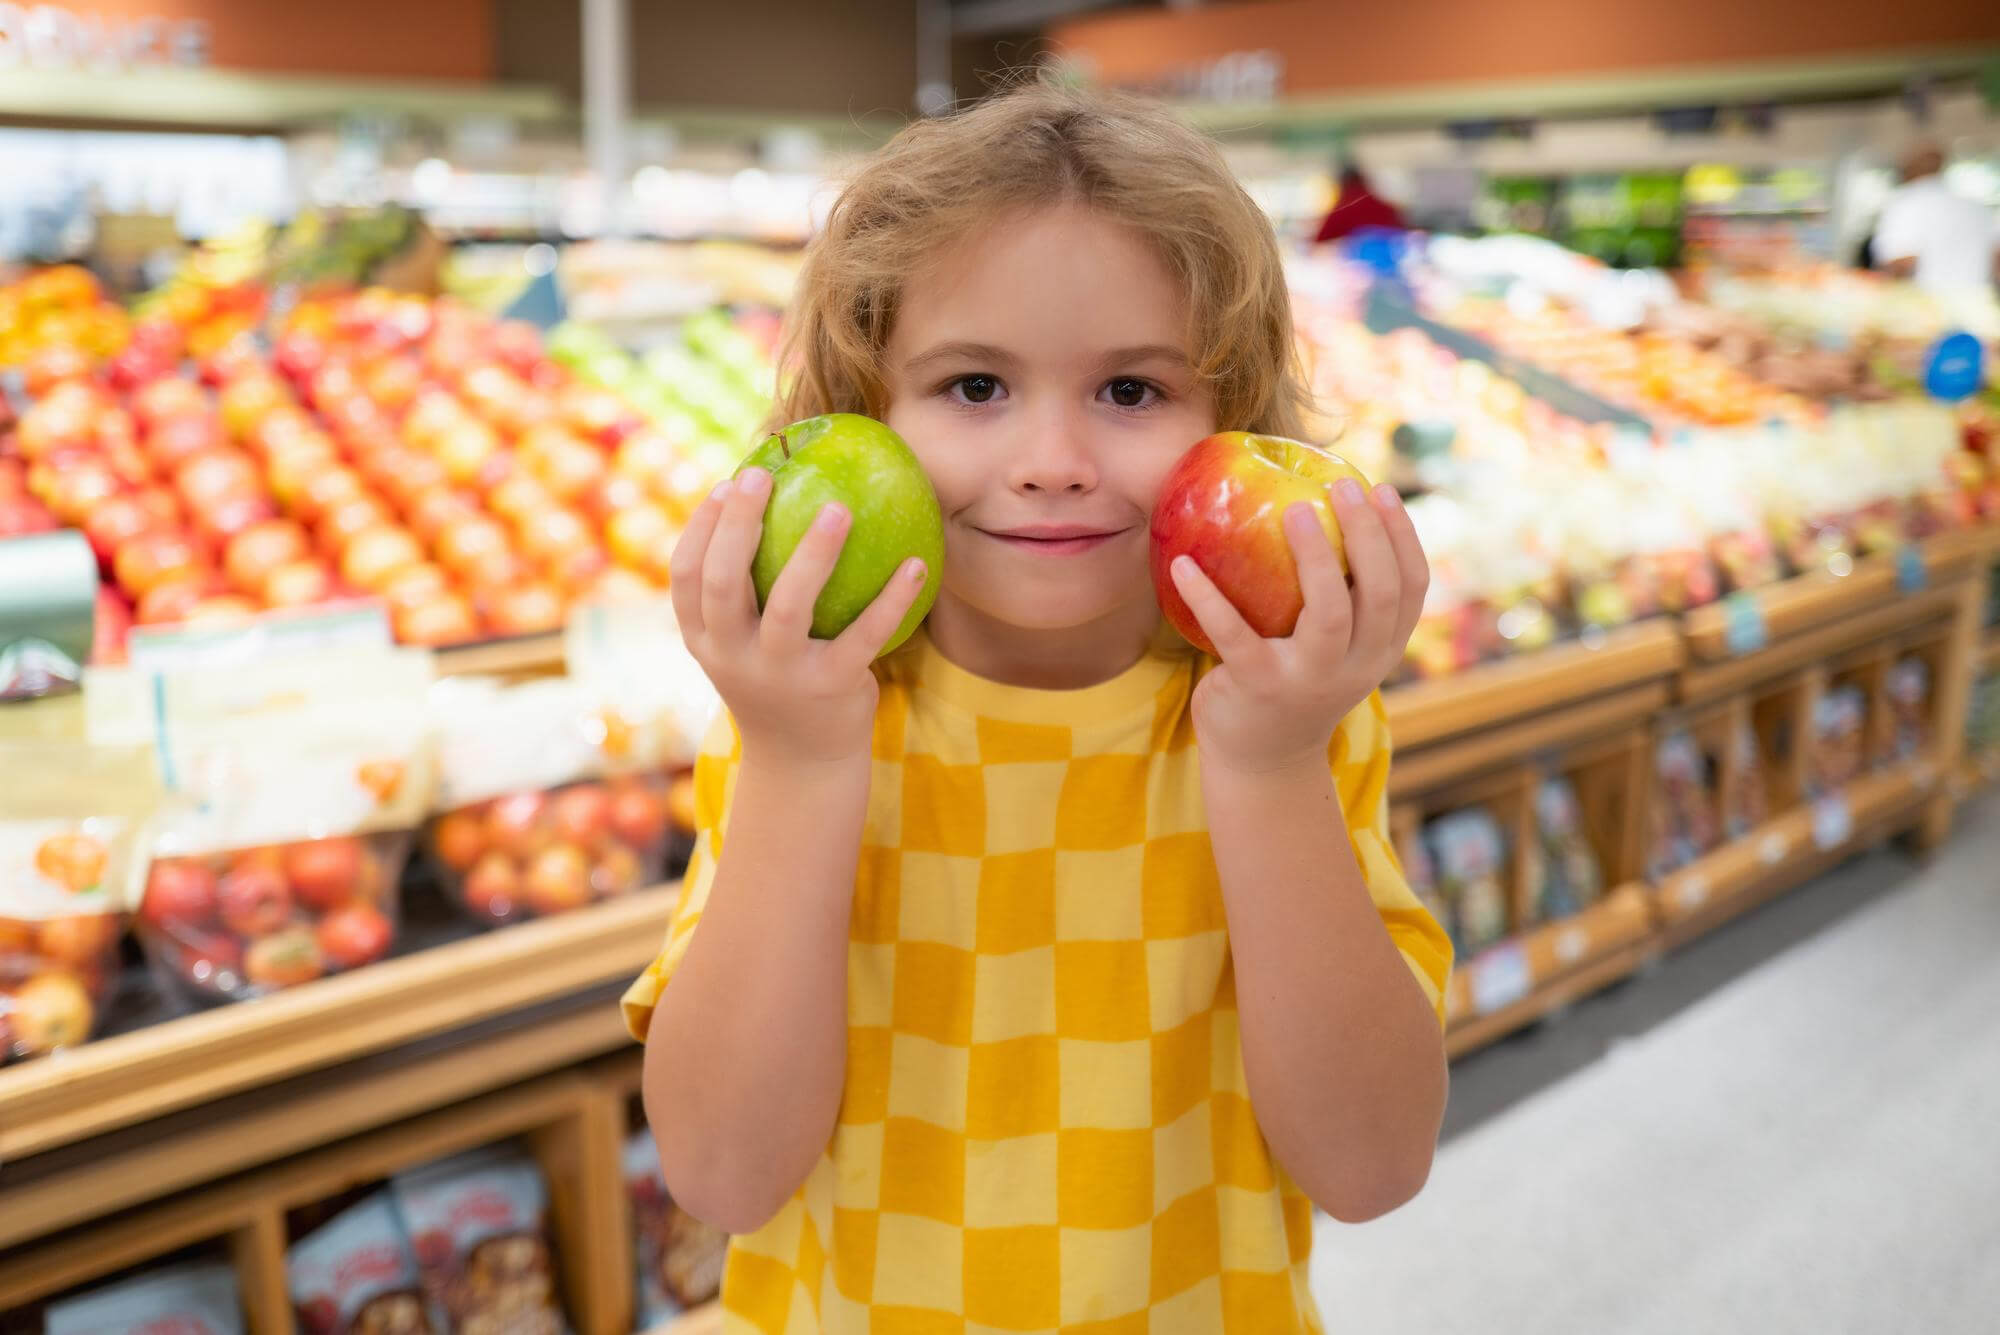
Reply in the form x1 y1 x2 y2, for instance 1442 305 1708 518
1170 479 1447 1222
640 469 930 1234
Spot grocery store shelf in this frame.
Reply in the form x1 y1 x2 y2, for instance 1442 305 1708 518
1387 620 1681 752
0 886 674 1164
1956 752 2000 801
1682 527 1997 666
1679 588 1961 704
1390 681 1666 798
434 629 568 677
1444 883 1656 1057
1653 762 1935 947
0 66 565 129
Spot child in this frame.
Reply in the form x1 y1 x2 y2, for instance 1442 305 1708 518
626 75 1453 1333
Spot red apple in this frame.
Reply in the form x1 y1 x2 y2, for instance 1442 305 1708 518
114 530 204 596
143 859 219 929
136 575 214 625
147 413 227 471
283 836 366 912
217 863 293 936
591 843 642 898
244 927 324 988
259 560 334 609
183 595 260 627
83 494 160 563
317 495 396 556
316 903 393 969
224 520 310 593
36 912 120 967
462 851 521 921
488 581 566 636
393 594 480 646
339 526 425 593
430 807 488 872
524 844 592 916
549 784 612 851
192 492 279 549
1149 432 1370 656
607 778 670 850
378 562 452 614
174 449 261 512
485 792 550 859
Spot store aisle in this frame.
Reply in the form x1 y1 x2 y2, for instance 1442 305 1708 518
1312 794 2000 1335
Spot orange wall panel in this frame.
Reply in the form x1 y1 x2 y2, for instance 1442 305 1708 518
1051 0 2000 96
54 0 494 81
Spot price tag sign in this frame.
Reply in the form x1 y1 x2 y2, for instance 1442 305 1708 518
1924 332 1985 403
1895 545 1928 594
1724 592 1768 656
1555 926 1590 965
1811 793 1852 851
1759 832 1790 864
1677 873 1709 911
1470 942 1532 1015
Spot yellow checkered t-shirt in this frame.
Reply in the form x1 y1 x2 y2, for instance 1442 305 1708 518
624 632 1452 1334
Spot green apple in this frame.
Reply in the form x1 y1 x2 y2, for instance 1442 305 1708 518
740 413 944 654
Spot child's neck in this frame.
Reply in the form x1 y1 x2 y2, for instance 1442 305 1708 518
926 596 1161 690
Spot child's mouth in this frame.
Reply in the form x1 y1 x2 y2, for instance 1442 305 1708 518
979 525 1128 556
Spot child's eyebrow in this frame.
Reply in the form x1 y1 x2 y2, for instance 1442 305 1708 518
1089 344 1191 374
904 341 1021 373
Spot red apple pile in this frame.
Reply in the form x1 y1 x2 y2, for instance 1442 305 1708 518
135 834 402 1001
423 773 691 926
0 910 119 1064
3 287 721 651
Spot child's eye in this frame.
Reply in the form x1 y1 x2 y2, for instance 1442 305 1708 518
1101 378 1162 410
946 374 1004 406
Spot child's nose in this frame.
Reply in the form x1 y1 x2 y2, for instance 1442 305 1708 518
1008 404 1099 494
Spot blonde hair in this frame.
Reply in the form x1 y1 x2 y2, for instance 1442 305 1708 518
775 74 1309 439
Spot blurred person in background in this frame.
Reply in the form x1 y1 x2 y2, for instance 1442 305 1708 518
1872 142 2000 296
1315 161 1406 244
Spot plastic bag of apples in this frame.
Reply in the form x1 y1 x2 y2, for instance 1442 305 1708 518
97 647 436 1004
421 669 698 927
0 739 159 1064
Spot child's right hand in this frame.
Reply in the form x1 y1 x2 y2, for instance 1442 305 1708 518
669 466 930 766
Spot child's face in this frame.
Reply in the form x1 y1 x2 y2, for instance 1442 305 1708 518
883 204 1218 642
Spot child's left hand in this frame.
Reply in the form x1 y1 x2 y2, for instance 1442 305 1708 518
1169 480 1427 776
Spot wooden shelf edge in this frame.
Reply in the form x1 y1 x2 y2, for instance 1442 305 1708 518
1652 763 1934 939
1386 620 1682 751
1954 752 2000 800
1683 526 1998 663
1446 943 1652 1060
1445 883 1654 1034
1678 589 1962 704
434 630 566 677
0 885 676 1163
1391 682 1667 797
1981 629 2000 674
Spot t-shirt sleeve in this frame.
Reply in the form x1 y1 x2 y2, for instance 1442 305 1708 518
1872 192 1919 264
622 710 742 1041
1330 690 1455 1026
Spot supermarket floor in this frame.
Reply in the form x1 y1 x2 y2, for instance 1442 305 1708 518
1312 792 2000 1335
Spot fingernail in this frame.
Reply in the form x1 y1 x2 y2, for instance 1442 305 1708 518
1173 555 1195 578
905 558 927 581
814 504 848 533
710 479 732 501
1372 483 1403 509
1336 479 1366 505
738 468 769 494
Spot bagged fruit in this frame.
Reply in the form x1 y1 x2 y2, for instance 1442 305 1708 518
45 1261 244 1335
1806 685 1868 797
1648 730 1721 881
90 648 434 1004
0 734 158 1065
1723 720 1771 838
389 1145 568 1335
1533 776 1604 922
1881 658 1931 765
423 670 692 927
1425 808 1509 958
625 1128 729 1321
289 1191 437 1335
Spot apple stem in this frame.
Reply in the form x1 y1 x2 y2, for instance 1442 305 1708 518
774 431 791 460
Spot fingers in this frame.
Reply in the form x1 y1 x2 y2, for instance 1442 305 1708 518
830 557 930 672
699 467 772 645
1170 555 1267 666
760 502 850 648
667 480 730 640
1285 499 1353 660
1374 484 1430 650
1332 479 1403 664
